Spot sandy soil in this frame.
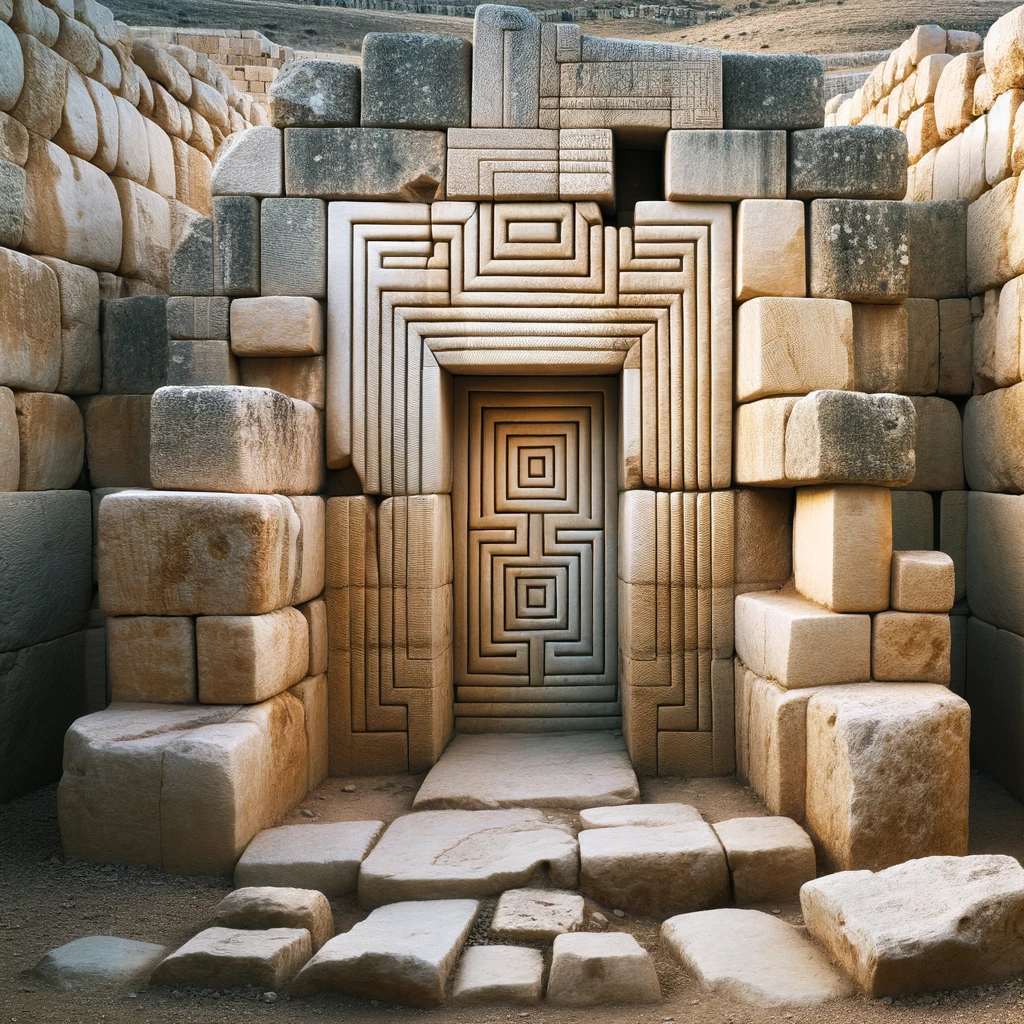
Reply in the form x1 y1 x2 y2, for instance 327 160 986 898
4 769 1024 1023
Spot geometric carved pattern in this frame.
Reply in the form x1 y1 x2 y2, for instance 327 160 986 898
453 379 619 731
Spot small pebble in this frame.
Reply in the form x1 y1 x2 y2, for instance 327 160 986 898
262 992 278 1003
342 784 356 793
300 808 316 818
882 996 893 1005
772 908 781 914
613 909 625 918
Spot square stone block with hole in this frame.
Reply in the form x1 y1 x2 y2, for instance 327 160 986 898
804 683 969 871
230 296 323 357
547 933 661 1006
871 611 951 684
735 199 805 301
665 130 786 201
107 615 197 703
711 817 816 905
211 887 333 952
789 127 908 200
721 52 825 130
260 198 326 298
890 551 955 612
450 945 543 1005
269 60 360 129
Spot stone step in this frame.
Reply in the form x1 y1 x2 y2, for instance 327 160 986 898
451 945 544 1005
32 936 168 991
547 932 661 1006
490 888 585 941
210 887 334 951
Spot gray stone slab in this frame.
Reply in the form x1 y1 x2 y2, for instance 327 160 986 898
0 158 25 248
260 198 326 298
907 200 968 299
722 52 825 130
100 295 168 394
412 732 639 810
361 33 471 129
166 296 230 340
270 60 360 128
665 129 786 201
471 5 540 129
451 945 543 1004
580 803 703 828
33 936 168 990
210 126 283 198
169 215 213 297
789 126 907 200
167 339 238 386
213 195 259 298
284 127 445 201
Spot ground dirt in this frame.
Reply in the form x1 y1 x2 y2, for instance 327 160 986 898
4 769 1024 1023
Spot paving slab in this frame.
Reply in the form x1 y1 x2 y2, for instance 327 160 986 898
547 932 661 1006
450 945 543 1004
290 899 478 1007
32 936 168 989
579 803 703 829
210 887 334 950
357 809 578 908
234 821 384 896
712 817 816 904
662 908 855 1006
490 888 585 941
412 732 639 811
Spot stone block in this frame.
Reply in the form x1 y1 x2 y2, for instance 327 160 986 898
664 129 786 201
547 933 661 1006
260 198 326 298
0 113 29 167
490 888 585 940
169 214 213 296
111 177 171 291
890 550 955 613
361 33 471 130
733 487 792 595
290 900 477 1007
871 611 950 684
290 673 328 788
579 820 729 917
150 386 323 496
903 298 939 394
984 5 1024 93
789 126 907 200
269 60 360 128
801 855 1024 996
579 803 702 828
144 117 174 199
230 297 323 357
445 126 558 201
967 492 1024 634
100 295 167 394
289 495 325 606
736 297 851 403
0 386 16 490
239 356 325 410
734 199 805 301
938 297 972 394
283 127 445 202
35 255 100 395
957 114 987 203
31 936 168 991
935 52 984 140
733 396 797 485
167 339 239 386
470 5 539 130
851 303 907 393
986 89 1023 186
78 394 150 487
721 52 825 130
13 391 83 489
11 32 68 138
211 887 333 952
98 490 299 616
966 174 1016 295
235 820 384 896
211 126 282 197
711 816 815 905
906 104 939 163
197 607 309 704
151 927 311 990
298 599 327 676
113 95 149 185
450 945 542 1005
966 383 1024 491
0 246 60 392
213 195 259 297
931 135 961 201
0 158 24 248
939 489 967 601
793 485 891 613
131 38 190 103
735 591 870 688
167 296 230 340
0 23 25 112
975 277 1019 393
107 615 196 703
809 198 910 303
804 683 969 871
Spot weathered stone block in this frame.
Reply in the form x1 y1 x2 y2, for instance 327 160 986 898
733 396 797 485
872 611 951 684
0 245 60 392
938 296 972 394
211 887 334 952
240 356 325 410
230 297 323 357
851 303 907 393
0 23 25 112
167 339 239 386
789 126 907 200
733 488 792 595
935 52 984 140
547 933 661 1006
900 396 963 491
907 199 967 298
966 174 1016 295
35 255 100 395
260 198 326 298
111 177 170 291
711 817 816 905
13 391 83 489
0 158 25 248
213 195 259 297
734 199 805 301
31 935 168 991
169 214 213 296
167 296 229 340
211 126 283 198
290 673 328 787
107 615 197 703
78 394 150 487
0 113 29 168
890 550 955 612
100 295 167 394
0 386 16 490
721 52 825 130
664 129 786 201
11 32 68 139
269 60 360 128
903 298 939 395
490 888 585 940
450 945 543 1005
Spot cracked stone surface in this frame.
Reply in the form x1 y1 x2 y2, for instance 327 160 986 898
490 888 585 941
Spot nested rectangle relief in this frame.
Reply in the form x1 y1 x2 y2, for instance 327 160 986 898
454 378 618 714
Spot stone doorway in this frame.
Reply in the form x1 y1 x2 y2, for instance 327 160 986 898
452 377 619 733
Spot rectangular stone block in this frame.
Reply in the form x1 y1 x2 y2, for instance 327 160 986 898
78 394 151 487
939 489 967 602
0 245 60 392
733 397 797 486
789 126 907 200
170 214 213 296
733 487 792 596
210 125 283 198
966 174 1017 295
938 297 972 394
108 615 197 703
903 298 939 395
213 195 259 297
987 89 1023 186
230 297 323 357
100 295 167 394
13 390 83 489
260 198 326 298
957 114 988 203
558 128 614 206
906 104 939 164
851 303 907 393
931 135 961 201
269 60 360 129
445 127 558 200
967 492 1024 635
900 396 964 491
290 673 328 789
0 157 25 248
872 611 951 684
150 385 323 496
734 199 805 301
890 551 955 613
721 52 824 130
239 356 325 410
935 52 983 140
167 296 230 340
290 494 326 606
167 338 239 386
665 129 786 201
299 598 327 677
35 255 101 395
111 177 171 291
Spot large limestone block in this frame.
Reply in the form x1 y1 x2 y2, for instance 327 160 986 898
579 820 729 917
190 77 229 129
958 114 988 203
851 303 907 393
871 611 951 684
0 386 16 489
721 52 824 130
986 89 1023 186
0 246 60 391
984 6 1024 94
98 490 299 616
107 615 196 703
112 177 171 290
546 933 661 1006
935 52 984 140
793 485 891 613
0 151 25 248
801 855 1024 996
240 356 325 410
900 396 963 491
662 909 855 1007
113 95 149 185
289 494 325 605
734 199 805 301
230 297 323 357
31 935 168 990
298 599 327 676
963 383 1024 493
260 197 326 298
711 816 815 904
211 887 333 952
0 113 29 167
490 888 585 940
53 14 101 78
144 117 174 200
734 488 792 595
35 255 100 395
906 104 940 164
804 684 970 871
14 390 83 489
196 607 309 704
579 803 702 828
903 298 939 394
79 394 150 486
0 23 25 112
290 900 477 1007
211 126 283 197
269 60 360 128
130 38 190 102
284 127 445 202
54 65 97 161
290 673 328 788
58 694 308 875
150 386 323 496
890 550 955 612
10 33 68 138
357 809 578 908
789 126 907 200
735 591 870 688
967 492 1024 634
931 134 961 201
664 129 786 201
733 396 798 485
450 945 542 1005
735 297 852 403
966 174 1017 295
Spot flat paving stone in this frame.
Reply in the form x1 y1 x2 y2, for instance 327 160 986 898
580 803 703 829
712 817 816 904
412 732 639 811
662 908 855 1007
547 932 661 1006
490 888 585 941
234 821 384 896
450 945 543 1005
151 927 311 990
211 887 334 950
290 899 478 1007
357 809 578 908
32 936 168 989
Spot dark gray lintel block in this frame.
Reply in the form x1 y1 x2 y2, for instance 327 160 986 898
789 126 908 200
270 60 360 128
166 296 231 340
284 127 446 202
100 295 169 394
361 33 471 130
0 159 25 249
167 338 239 385
907 200 968 299
722 52 825 130
0 490 91 654
260 198 327 298
810 198 910 304
213 195 260 298
665 129 786 201
169 215 214 297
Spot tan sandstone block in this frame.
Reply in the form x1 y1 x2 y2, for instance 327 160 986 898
53 64 97 161
107 615 197 703
935 52 984 141
733 488 792 596
710 817 816 905
112 177 170 291
290 494 325 605
733 397 797 486
957 113 987 202
903 298 939 394
0 246 60 392
10 32 68 139
931 135 961 201
906 104 939 163
84 72 118 174
0 386 17 491
113 94 150 185
290 673 328 789
298 599 327 676
78 394 150 487
239 356 325 410
901 396 964 491
14 391 83 489
969 174 1020 295
986 90 1023 186
229 297 323 357
851 303 907 393
871 610 951 684
890 550 955 612
734 199 806 301
915 54 954 106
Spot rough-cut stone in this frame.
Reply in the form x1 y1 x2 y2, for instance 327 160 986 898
0 23 25 112
260 198 326 298
871 611 951 684
210 887 333 951
32 936 168 990
230 296 323 356
290 899 478 1007
14 391 83 489
664 129 786 201
890 550 955 612
211 126 283 197
361 33 471 130
107 615 196 703
901 395 963 490
490 888 585 940
935 52 984 141
0 158 25 248
851 303 907 393
0 246 60 392
0 113 29 167
547 932 661 1006
166 295 229 340
170 214 212 295
167 339 238 386
358 809 578 907
789 126 907 200
35 255 100 395
580 820 729 918
0 386 16 490
964 384 1024 493
711 817 816 904
662 909 855 1007
269 60 360 128
451 945 543 1005
284 127 445 201
735 199 805 301
804 684 969 871
967 493 1024 635
213 195 259 297
966 175 1016 295
11 33 68 139
151 927 311 990
239 356 324 410
721 52 825 130
801 855 1024 997
579 803 703 828
234 821 384 896
903 298 939 394
983 6 1024 94
412 731 639 810
79 394 150 487
100 295 167 394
